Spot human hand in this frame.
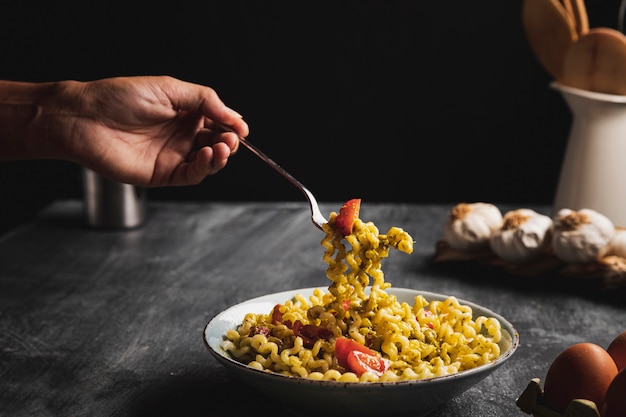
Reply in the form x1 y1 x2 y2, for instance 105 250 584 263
56 75 249 187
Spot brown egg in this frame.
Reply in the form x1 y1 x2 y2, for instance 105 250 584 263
601 367 626 417
607 330 626 371
543 342 618 412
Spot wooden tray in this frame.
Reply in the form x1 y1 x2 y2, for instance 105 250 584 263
433 239 626 292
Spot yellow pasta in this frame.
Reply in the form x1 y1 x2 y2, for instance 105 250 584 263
221 207 503 382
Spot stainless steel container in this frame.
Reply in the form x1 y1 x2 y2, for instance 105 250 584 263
82 168 146 229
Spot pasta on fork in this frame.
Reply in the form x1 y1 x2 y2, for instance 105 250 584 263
221 202 503 382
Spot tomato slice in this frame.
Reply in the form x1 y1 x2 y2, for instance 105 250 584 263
334 337 375 369
271 304 284 325
335 198 361 236
347 350 390 377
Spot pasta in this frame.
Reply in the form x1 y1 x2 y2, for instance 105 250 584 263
221 208 503 382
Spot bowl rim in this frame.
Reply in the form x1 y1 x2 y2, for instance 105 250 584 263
203 286 520 387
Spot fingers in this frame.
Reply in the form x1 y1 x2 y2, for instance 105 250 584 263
169 78 249 138
162 138 234 187
188 142 231 180
136 76 249 187
223 114 249 139
195 128 239 154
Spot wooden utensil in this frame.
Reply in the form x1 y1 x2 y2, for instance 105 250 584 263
570 0 589 36
522 0 579 80
561 27 626 95
560 0 589 36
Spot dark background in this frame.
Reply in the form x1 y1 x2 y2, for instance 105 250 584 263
1 1 623 234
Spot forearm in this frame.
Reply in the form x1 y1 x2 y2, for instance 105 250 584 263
0 80 78 161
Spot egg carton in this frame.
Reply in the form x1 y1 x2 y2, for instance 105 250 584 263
433 239 626 291
516 378 600 417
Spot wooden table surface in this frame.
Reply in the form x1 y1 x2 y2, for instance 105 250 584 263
1 200 625 417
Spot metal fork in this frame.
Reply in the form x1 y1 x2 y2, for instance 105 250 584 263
216 125 327 230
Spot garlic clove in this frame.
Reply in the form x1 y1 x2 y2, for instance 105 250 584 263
490 208 553 263
444 202 503 251
604 227 626 259
551 208 615 263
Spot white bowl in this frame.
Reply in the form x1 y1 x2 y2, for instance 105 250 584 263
203 287 519 417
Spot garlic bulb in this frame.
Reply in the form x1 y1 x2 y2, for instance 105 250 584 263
489 208 552 263
444 202 503 251
551 208 615 263
604 228 626 259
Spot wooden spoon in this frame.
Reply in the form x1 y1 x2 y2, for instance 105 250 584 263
561 27 626 95
570 0 589 36
522 0 579 80
560 0 589 36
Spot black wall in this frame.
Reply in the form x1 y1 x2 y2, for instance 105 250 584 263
1 1 623 233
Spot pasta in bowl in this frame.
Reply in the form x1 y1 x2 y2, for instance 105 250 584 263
204 288 518 417
203 200 519 416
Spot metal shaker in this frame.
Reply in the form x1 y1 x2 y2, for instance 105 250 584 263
82 167 146 229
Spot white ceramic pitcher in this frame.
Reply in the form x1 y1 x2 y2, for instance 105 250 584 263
552 82 626 227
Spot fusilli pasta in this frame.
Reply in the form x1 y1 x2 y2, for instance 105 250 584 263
222 208 503 382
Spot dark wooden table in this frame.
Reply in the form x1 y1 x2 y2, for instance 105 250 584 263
1 200 625 417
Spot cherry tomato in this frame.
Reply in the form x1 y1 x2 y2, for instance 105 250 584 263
335 199 361 236
347 350 390 377
335 337 375 369
271 304 283 325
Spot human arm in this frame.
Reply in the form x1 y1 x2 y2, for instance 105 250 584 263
0 76 249 187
